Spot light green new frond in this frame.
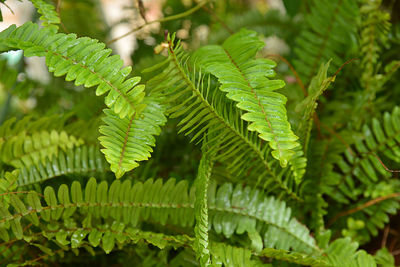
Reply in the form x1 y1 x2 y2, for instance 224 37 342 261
0 22 146 118
293 0 359 85
146 34 300 199
17 146 107 186
30 0 60 30
99 97 167 178
193 29 300 168
0 129 83 169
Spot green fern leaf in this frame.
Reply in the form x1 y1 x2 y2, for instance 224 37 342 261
295 60 335 152
147 33 304 195
193 29 300 168
17 146 107 186
194 150 214 266
0 130 83 169
30 0 60 30
0 22 146 118
0 177 318 254
99 97 167 178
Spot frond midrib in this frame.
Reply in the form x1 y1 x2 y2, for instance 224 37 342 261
168 43 299 200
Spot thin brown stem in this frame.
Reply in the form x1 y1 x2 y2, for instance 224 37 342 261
328 192 400 226
107 0 209 45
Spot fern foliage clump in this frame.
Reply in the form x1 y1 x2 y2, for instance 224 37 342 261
0 0 399 266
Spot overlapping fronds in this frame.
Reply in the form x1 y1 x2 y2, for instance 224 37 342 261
0 177 319 254
0 129 83 169
99 97 167 178
30 0 60 30
208 9 299 46
330 106 400 203
0 22 146 118
17 146 107 186
146 33 301 198
0 59 36 98
1 224 192 263
293 0 359 85
193 29 301 168
261 248 326 266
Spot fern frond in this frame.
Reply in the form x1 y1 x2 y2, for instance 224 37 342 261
331 106 400 202
0 22 146 118
194 149 214 266
0 59 36 98
194 29 300 168
30 0 60 30
0 129 83 169
0 114 68 139
98 97 167 178
17 146 107 186
326 238 377 267
295 60 335 152
146 34 301 199
293 0 359 85
0 177 318 254
359 0 391 98
210 243 254 267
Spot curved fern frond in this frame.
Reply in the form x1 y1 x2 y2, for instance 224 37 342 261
0 129 83 169
30 0 60 30
0 22 146 118
17 146 107 186
146 34 301 199
0 177 319 254
193 29 300 168
293 0 359 85
98 97 167 178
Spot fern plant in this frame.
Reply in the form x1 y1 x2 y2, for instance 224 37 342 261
0 0 399 266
